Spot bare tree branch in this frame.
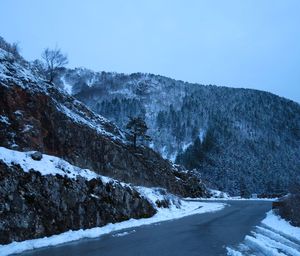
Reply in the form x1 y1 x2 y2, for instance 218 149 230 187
41 47 68 83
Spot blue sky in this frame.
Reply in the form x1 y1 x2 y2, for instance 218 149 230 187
1 0 300 103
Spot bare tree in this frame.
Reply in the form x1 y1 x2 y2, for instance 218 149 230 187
41 48 68 83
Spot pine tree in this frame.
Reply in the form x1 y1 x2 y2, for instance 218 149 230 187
126 117 151 148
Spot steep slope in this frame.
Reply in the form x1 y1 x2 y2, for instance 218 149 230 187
0 48 206 198
55 68 300 195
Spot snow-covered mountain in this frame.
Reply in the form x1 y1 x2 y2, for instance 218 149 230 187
55 67 300 195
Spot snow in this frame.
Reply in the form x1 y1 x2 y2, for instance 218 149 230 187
169 152 177 163
87 75 97 87
110 88 133 97
112 230 136 237
226 248 243 256
199 129 205 143
0 115 10 125
0 48 124 145
136 186 181 209
90 194 100 199
14 110 23 116
0 49 42 88
58 104 125 143
262 211 300 242
182 141 192 152
60 76 73 94
0 147 225 256
160 145 168 159
187 197 276 201
0 49 53 95
22 124 33 133
209 189 230 199
243 234 287 255
227 211 300 255
186 188 277 201
0 146 116 184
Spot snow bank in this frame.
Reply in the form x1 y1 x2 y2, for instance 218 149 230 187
0 199 224 255
209 189 230 199
136 186 225 222
227 211 300 255
0 146 115 184
185 197 275 201
262 211 300 242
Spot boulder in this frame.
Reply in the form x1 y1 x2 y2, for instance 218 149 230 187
30 151 43 161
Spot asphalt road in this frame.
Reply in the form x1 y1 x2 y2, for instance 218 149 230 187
20 200 272 256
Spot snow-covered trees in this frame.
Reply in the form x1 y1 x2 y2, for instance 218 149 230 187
52 69 300 196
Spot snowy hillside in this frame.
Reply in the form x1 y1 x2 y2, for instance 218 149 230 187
54 67 300 195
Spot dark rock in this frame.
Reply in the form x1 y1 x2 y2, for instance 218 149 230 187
0 160 156 244
276 194 300 227
30 151 43 161
155 199 169 208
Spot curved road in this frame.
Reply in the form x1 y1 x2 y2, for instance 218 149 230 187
21 200 272 256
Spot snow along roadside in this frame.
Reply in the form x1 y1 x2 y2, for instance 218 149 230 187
0 146 225 255
186 197 276 201
261 210 300 241
0 199 225 255
226 210 300 255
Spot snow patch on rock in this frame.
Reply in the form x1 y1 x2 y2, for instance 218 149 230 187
0 146 115 184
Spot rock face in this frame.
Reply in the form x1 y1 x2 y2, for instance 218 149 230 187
276 186 300 227
0 161 156 244
0 45 207 198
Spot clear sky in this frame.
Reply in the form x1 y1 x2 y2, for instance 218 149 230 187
1 0 299 103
